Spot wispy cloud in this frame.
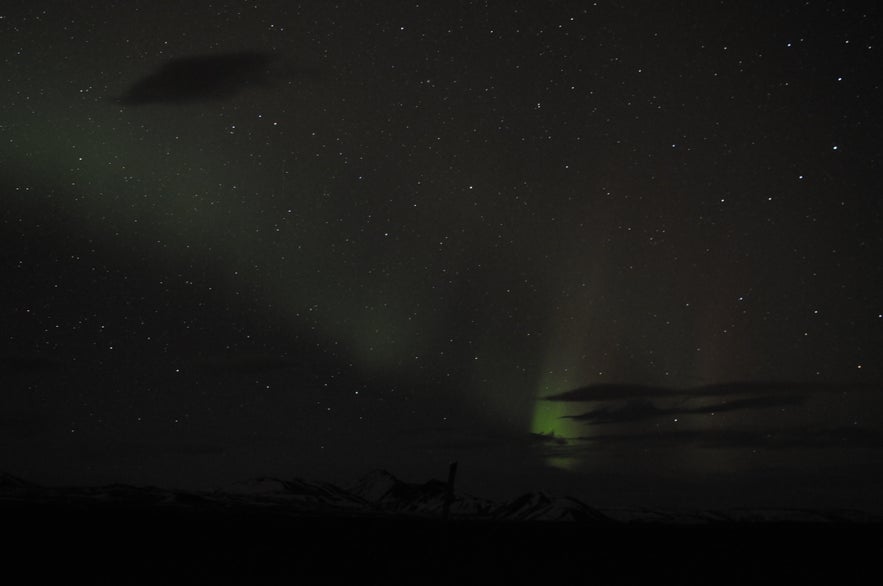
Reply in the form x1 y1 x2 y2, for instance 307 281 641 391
530 381 883 454
116 52 278 105
576 426 883 450
544 384 678 402
563 395 805 425
529 431 569 445
543 381 880 402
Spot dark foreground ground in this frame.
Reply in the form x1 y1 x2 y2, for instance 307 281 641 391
3 501 879 585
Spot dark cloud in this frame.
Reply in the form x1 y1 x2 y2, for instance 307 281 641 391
116 52 282 105
576 427 883 450
563 400 663 425
564 395 806 425
544 381 881 402
544 384 674 402
529 431 568 445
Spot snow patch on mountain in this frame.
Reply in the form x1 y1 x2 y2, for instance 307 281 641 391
495 491 611 522
0 472 37 493
2 469 879 524
348 469 401 503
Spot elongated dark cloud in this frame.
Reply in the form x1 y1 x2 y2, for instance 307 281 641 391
564 395 806 425
544 384 675 402
529 431 568 445
116 52 278 105
576 427 883 450
544 382 881 402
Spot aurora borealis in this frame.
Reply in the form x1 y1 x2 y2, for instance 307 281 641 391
2 1 883 510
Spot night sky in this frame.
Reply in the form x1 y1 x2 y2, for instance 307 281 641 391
2 1 882 510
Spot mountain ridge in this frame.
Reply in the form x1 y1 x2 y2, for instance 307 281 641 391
2 470 879 524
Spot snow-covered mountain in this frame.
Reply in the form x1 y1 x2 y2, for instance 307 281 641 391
493 491 610 523
0 471 38 493
1 470 879 524
349 469 495 518
221 476 368 512
348 469 400 503
0 475 218 507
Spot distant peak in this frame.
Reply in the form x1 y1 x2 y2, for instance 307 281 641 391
359 469 400 482
224 476 290 495
0 472 37 491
